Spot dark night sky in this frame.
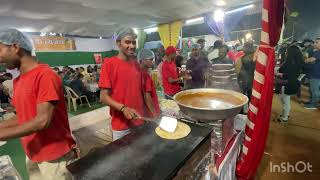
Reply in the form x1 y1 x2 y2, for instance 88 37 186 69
227 0 320 42
283 0 320 40
146 0 319 43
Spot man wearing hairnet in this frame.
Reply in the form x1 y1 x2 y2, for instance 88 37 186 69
0 28 77 180
186 44 210 89
99 28 145 141
137 49 160 117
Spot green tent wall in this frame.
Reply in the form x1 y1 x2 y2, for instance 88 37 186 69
36 50 119 66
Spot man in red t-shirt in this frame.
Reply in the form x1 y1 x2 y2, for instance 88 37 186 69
137 49 160 118
162 46 183 98
0 29 76 180
99 28 145 141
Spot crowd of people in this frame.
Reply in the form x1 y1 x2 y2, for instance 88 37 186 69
275 38 320 122
0 26 319 180
0 65 102 109
0 72 13 106
54 65 101 100
0 28 77 180
154 39 256 100
151 37 320 124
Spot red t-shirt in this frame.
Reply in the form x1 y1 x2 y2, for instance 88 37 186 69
162 61 181 96
228 51 245 62
142 70 160 117
99 56 144 130
12 64 75 162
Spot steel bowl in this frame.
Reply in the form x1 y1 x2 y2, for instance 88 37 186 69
173 88 248 122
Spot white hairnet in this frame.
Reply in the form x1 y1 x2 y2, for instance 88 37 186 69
0 28 33 52
137 49 155 61
115 27 137 41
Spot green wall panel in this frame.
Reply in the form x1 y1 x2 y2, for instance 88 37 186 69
36 50 119 66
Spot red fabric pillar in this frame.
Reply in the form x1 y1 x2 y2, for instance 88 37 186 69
236 0 285 179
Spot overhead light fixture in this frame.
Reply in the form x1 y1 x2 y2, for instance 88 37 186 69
245 33 252 40
186 17 204 25
214 9 225 22
40 32 47 36
144 27 158 34
17 27 36 32
133 28 139 34
99 37 102 39
225 4 254 15
216 0 226 6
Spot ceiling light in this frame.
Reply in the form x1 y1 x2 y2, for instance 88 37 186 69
225 4 254 15
216 0 226 6
40 32 47 36
214 9 225 22
17 27 36 32
99 37 102 39
186 17 204 24
144 27 158 34
133 28 139 35
245 33 252 40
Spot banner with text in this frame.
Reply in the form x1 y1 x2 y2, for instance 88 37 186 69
32 36 76 51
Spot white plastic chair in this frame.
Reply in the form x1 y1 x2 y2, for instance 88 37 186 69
64 86 91 112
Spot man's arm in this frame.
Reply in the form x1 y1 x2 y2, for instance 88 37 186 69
0 102 56 141
0 115 18 129
144 92 156 117
235 58 242 74
305 57 316 63
100 89 141 119
168 77 182 84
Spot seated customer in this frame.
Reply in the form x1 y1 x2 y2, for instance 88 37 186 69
92 66 101 82
79 67 91 81
58 71 71 86
1 73 13 102
87 65 94 73
69 73 87 96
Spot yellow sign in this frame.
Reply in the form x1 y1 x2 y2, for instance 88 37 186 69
32 36 76 50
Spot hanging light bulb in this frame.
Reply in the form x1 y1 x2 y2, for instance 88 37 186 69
214 9 225 22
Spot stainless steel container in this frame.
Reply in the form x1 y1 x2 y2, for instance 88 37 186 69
173 88 249 122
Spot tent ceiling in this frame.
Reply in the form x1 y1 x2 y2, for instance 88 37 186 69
0 0 261 37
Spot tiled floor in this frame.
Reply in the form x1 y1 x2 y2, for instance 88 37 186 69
69 106 112 156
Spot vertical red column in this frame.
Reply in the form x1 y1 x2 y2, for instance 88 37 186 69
236 0 285 179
